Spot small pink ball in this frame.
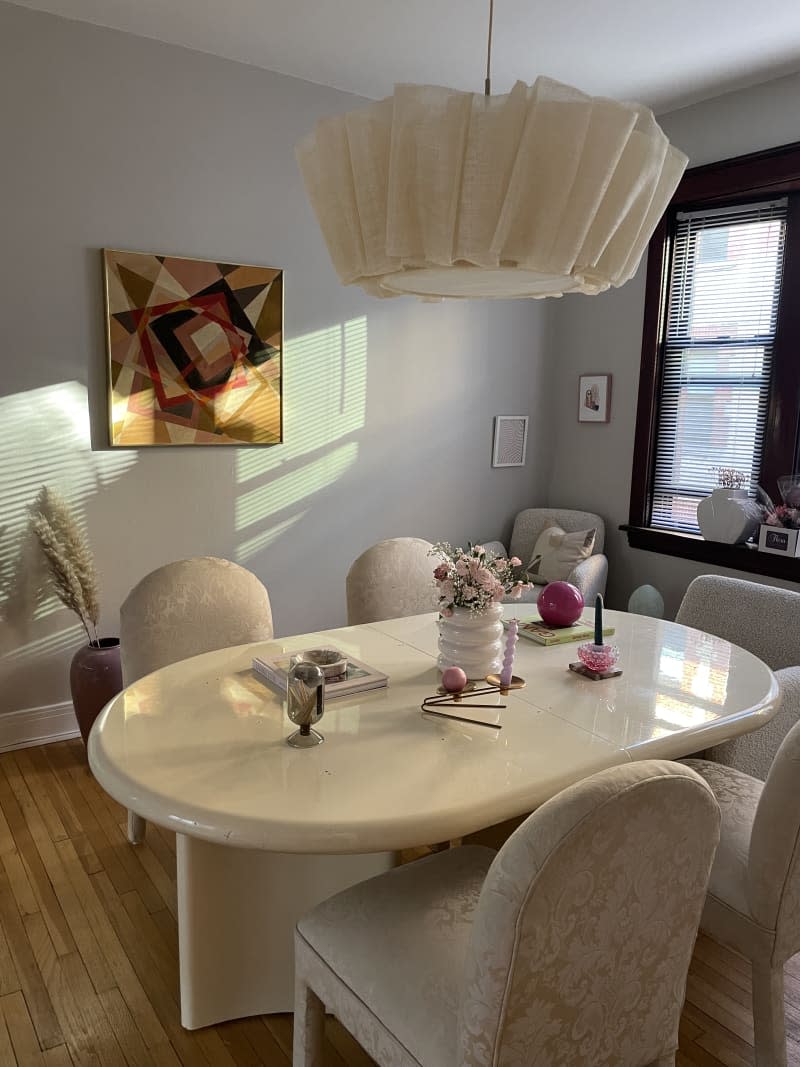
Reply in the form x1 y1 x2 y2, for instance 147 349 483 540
441 666 467 693
537 581 584 627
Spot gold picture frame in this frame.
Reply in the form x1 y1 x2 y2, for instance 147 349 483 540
104 248 283 446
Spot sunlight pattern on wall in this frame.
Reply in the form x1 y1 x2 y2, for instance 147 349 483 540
234 317 367 562
0 381 137 650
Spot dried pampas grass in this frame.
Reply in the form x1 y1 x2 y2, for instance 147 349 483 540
30 487 100 645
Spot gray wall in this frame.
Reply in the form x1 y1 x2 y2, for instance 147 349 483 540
546 70 800 618
0 3 552 716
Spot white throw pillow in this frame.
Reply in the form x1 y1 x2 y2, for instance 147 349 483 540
526 526 596 583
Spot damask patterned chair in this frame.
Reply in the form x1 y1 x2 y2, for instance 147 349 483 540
683 723 800 1067
119 556 273 843
294 760 720 1067
482 507 608 604
676 575 800 1064
676 575 800 779
346 537 439 625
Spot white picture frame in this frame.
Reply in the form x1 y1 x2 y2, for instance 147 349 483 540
492 415 528 467
578 373 612 423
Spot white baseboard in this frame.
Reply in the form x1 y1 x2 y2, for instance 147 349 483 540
0 701 81 753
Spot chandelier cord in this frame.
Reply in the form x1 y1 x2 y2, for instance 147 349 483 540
485 0 494 96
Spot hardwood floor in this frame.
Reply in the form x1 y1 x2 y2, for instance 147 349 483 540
0 738 796 1066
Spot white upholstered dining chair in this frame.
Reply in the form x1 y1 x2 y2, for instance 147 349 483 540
120 556 273 844
676 575 800 779
346 537 439 624
294 760 720 1067
684 720 800 1067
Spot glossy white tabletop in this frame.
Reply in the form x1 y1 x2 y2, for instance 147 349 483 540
88 608 780 854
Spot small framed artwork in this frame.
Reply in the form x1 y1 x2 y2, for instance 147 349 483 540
578 374 612 423
492 415 529 467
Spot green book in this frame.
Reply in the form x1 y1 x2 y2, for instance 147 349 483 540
506 616 616 646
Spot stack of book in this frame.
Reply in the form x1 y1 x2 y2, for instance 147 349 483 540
252 649 388 699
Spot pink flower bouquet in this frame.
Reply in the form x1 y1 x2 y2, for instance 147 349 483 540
430 542 531 616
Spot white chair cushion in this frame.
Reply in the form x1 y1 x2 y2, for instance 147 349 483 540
297 845 495 1067
682 758 763 918
526 526 596 583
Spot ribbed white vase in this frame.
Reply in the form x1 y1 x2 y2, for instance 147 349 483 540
437 603 504 680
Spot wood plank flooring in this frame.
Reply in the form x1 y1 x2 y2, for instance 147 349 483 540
0 738 796 1066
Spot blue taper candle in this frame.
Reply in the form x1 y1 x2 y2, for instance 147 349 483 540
594 594 603 646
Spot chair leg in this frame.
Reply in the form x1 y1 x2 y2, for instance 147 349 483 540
293 978 325 1067
127 810 146 845
752 961 787 1067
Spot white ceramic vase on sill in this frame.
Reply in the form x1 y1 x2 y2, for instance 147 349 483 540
437 603 504 679
696 488 762 544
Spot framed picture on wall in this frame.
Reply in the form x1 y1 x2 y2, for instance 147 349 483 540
492 415 529 467
578 374 612 423
104 249 283 446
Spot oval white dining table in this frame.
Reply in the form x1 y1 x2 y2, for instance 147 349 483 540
88 606 780 1030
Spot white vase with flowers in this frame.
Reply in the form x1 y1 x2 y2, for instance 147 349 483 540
431 543 531 679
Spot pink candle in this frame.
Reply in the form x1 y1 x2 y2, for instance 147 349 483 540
500 619 518 688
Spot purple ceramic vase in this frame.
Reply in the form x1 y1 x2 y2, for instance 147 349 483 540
69 638 123 745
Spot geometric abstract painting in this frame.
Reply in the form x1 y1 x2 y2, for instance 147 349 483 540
104 249 283 445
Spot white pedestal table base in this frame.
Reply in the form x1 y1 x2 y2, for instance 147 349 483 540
176 834 393 1029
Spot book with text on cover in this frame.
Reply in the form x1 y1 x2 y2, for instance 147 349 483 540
506 617 616 646
252 649 388 700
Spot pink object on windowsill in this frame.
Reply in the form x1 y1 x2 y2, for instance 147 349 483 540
577 642 619 673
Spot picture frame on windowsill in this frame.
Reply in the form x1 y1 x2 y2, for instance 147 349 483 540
758 524 800 557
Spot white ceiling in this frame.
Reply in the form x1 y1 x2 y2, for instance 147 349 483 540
10 0 800 113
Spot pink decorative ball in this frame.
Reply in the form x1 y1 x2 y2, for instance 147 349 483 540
537 581 584 627
441 666 467 693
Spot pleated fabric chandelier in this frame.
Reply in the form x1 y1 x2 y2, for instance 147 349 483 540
296 3 688 301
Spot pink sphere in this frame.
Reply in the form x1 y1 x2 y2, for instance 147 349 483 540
441 666 467 693
537 581 584 627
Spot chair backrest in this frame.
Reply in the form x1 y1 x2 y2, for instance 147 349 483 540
676 574 800 671
346 537 438 625
748 716 800 958
458 760 720 1067
120 556 273 684
508 508 606 567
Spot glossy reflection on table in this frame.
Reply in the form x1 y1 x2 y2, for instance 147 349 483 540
87 606 780 1028
90 607 779 855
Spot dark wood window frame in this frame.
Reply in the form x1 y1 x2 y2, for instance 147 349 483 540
626 140 800 583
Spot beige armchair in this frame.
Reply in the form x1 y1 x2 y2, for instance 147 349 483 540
119 556 273 843
346 537 439 624
483 507 607 604
294 760 719 1067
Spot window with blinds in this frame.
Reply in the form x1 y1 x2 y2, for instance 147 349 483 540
651 198 787 532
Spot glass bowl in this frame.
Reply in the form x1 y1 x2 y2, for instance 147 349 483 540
576 642 619 673
292 648 348 681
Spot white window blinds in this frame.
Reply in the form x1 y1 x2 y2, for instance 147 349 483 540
651 199 787 532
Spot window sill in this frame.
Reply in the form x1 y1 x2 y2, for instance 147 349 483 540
622 525 800 583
